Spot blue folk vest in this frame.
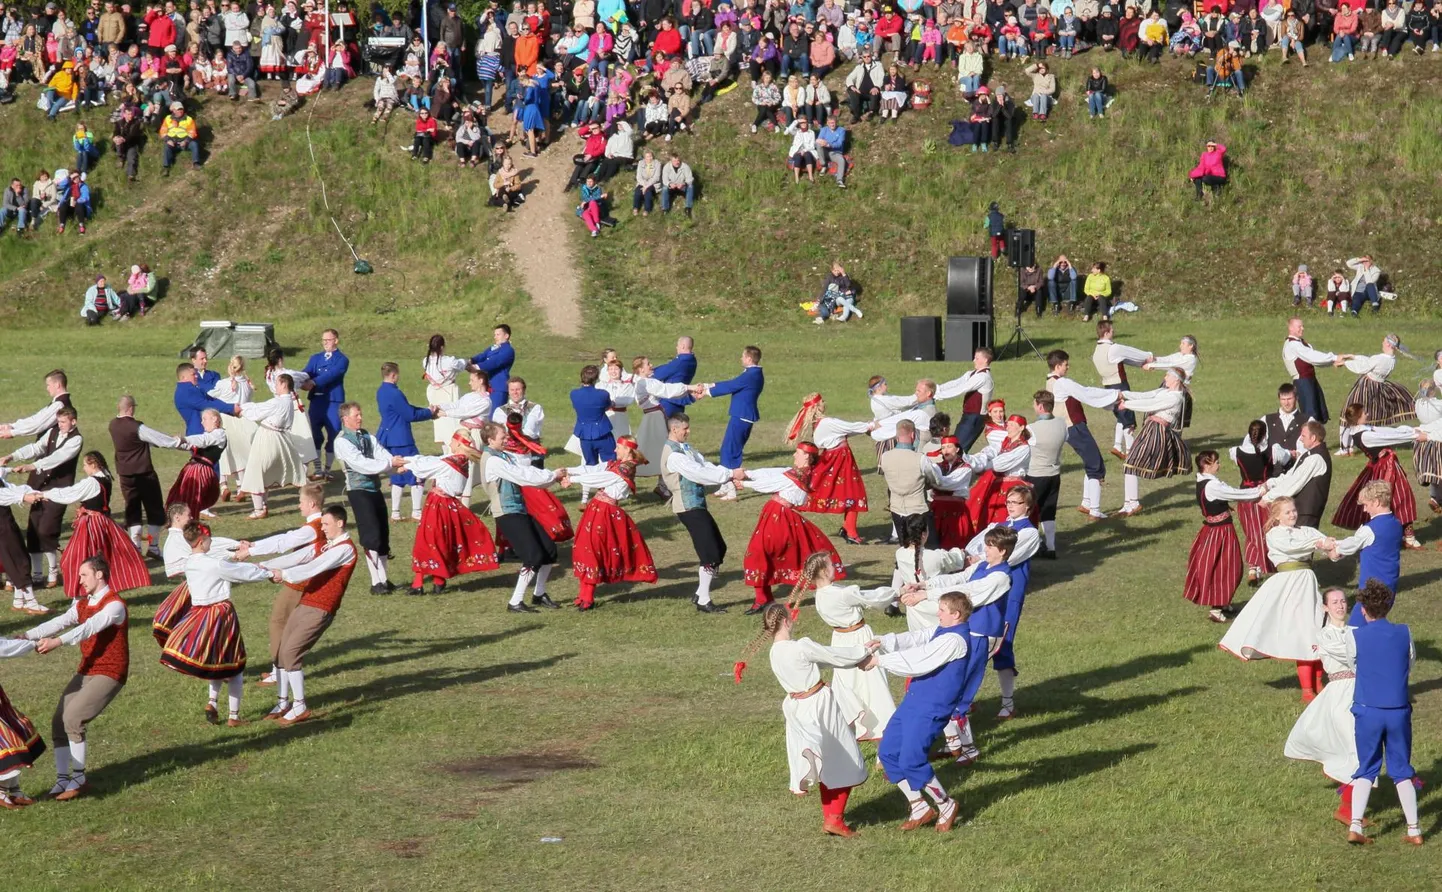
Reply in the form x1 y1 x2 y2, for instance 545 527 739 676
483 447 527 515
967 562 1012 637
1353 618 1411 709
340 429 381 493
1357 513 1402 594
905 623 972 717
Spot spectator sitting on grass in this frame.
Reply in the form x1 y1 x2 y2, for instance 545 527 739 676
1378 0 1406 56
1347 255 1383 316
1049 255 1078 312
1292 264 1315 308
968 86 995 152
1324 268 1350 316
72 122 98 174
1 178 29 234
53 169 91 235
1330 2 1360 61
1023 61 1055 120
844 49 883 123
815 114 847 188
1097 5 1120 51
123 264 158 315
81 275 124 325
1082 261 1112 322
751 67 781 132
956 41 983 97
1139 9 1168 62
1170 10 1204 55
1188 139 1227 202
634 148 661 215
1084 66 1109 118
661 153 695 217
803 261 863 323
1279 9 1308 64
787 116 818 183
1206 41 1245 97
225 40 259 101
879 61 908 122
43 59 79 120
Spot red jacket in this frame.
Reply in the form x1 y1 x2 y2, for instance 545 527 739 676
1189 144 1227 178
876 13 903 37
415 115 438 136
146 9 178 50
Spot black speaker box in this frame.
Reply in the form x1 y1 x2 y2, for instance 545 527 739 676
945 315 994 361
1006 229 1036 269
900 316 943 362
946 256 992 317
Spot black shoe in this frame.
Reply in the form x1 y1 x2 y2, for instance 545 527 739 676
508 602 540 613
370 583 391 595
407 586 426 596
743 604 768 616
531 594 561 609
383 581 396 593
684 207 692 219
1038 547 1057 560
884 603 903 617
696 601 728 614
430 581 446 595
838 529 864 545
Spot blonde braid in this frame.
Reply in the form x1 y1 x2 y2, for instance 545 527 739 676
786 552 832 615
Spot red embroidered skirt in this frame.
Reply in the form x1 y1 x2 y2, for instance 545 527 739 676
1183 517 1243 607
572 499 657 585
60 509 151 599
525 487 574 543
159 600 248 680
0 684 45 774
166 459 221 516
803 444 869 514
932 495 974 550
411 491 500 579
152 580 192 647
1332 450 1416 529
743 499 846 586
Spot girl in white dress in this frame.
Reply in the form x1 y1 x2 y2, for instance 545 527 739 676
423 334 468 445
891 514 969 635
1337 335 1415 454
789 551 897 742
237 375 307 519
1218 497 1335 702
1283 587 1361 824
1117 370 1189 516
624 357 691 489
211 355 256 504
1144 334 1199 429
263 349 318 467
733 602 872 837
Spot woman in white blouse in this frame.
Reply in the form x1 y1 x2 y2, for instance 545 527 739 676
423 334 469 445
563 436 657 611
1338 335 1416 450
211 354 256 503
237 374 306 519
783 392 879 545
740 442 847 615
1332 403 1422 548
625 356 691 488
797 552 897 742
263 348 318 468
1117 369 1189 516
1145 334 1199 429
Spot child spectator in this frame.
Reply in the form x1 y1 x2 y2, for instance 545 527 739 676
1292 264 1315 308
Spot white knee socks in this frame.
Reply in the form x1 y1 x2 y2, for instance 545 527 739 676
697 565 716 605
128 525 144 549
1041 520 1056 550
1123 474 1140 509
533 564 553 597
1082 478 1102 512
364 550 387 586
286 669 305 707
390 485 403 517
511 568 536 606
1349 778 1372 832
1113 422 1126 450
251 493 266 512
410 486 424 516
896 778 929 818
998 668 1016 708
276 665 290 701
208 679 222 703
1123 427 1135 452
227 674 242 718
1397 779 1421 835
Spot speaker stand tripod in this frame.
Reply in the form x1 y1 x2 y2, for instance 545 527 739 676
1000 269 1043 360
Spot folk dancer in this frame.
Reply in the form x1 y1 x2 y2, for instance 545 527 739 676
964 414 1031 528
966 487 1041 718
1343 581 1422 846
376 362 435 523
1282 316 1348 425
174 361 240 442
1 406 82 589
1331 481 1405 626
1143 334 1200 429
741 442 847 614
165 409 229 519
335 402 408 595
1092 320 1153 458
0 635 46 808
1283 588 1363 826
935 348 994 451
301 328 350 480
262 349 319 471
1218 497 1335 702
1231 420 1291 583
490 376 546 468
789 551 897 742
567 365 615 503
471 323 516 401
472 422 569 613
661 413 738 614
785 392 879 546
564 437 658 611
1264 421 1334 529
1116 370 1190 517
1337 334 1416 455
651 335 698 419
236 484 325 687
21 555 129 801
162 523 274 726
0 369 73 442
1045 350 1122 520
0 478 45 615
236 375 308 520
35 452 151 599
209 355 256 503
928 436 989 550
433 367 493 499
891 514 970 633
422 334 469 446
1184 450 1266 624
496 415 573 545
1413 354 1442 512
400 436 501 595
626 358 693 496
1332 405 1422 549
1024 391 1066 557
732 603 873 837
692 345 765 499
259 506 358 725
153 502 240 646
109 395 179 556
876 419 944 548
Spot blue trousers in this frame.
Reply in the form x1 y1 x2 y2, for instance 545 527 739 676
310 399 341 457
1352 704 1414 783
1292 376 1329 425
1065 423 1106 480
1350 283 1380 314
877 707 947 790
580 434 617 464
954 413 985 452
1106 382 1136 430
719 417 753 469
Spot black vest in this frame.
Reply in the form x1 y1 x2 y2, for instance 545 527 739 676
1196 479 1230 521
1264 411 1302 452
1293 445 1332 522
109 416 154 477
26 427 79 491
1235 446 1273 487
82 476 112 513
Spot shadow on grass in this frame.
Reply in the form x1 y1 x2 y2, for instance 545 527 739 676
308 623 546 680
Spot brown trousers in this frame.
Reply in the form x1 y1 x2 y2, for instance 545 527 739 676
277 605 334 672
52 673 124 743
268 589 304 665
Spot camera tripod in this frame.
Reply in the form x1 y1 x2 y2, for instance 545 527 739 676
1000 269 1043 360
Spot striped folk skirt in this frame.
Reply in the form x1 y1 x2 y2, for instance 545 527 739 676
59 509 151 599
166 458 221 517
1183 517 1243 608
1236 499 1275 573
1343 376 1416 426
1414 440 1442 485
1122 419 1189 480
0 684 45 774
160 600 248 680
152 580 193 647
1332 450 1416 529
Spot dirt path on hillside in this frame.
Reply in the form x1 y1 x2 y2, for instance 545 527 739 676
501 127 583 338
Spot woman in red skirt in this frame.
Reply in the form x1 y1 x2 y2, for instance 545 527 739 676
165 409 228 519
785 392 878 545
1232 420 1286 585
401 436 501 595
0 639 46 808
981 399 1008 452
565 437 657 611
930 436 982 549
160 523 272 726
740 442 847 615
1184 451 1266 624
40 452 151 599
500 418 572 544
1333 404 1423 549
965 415 1032 529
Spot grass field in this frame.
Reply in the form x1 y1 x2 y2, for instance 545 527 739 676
1 314 1441 891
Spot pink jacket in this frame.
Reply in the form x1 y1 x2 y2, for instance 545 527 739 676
1189 143 1226 178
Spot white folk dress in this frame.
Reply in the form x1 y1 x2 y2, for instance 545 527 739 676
237 396 306 493
630 377 690 477
814 582 898 741
265 367 318 465
768 637 870 794
1283 624 1358 783
1218 526 1328 661
211 374 256 478
891 545 969 634
424 354 468 444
